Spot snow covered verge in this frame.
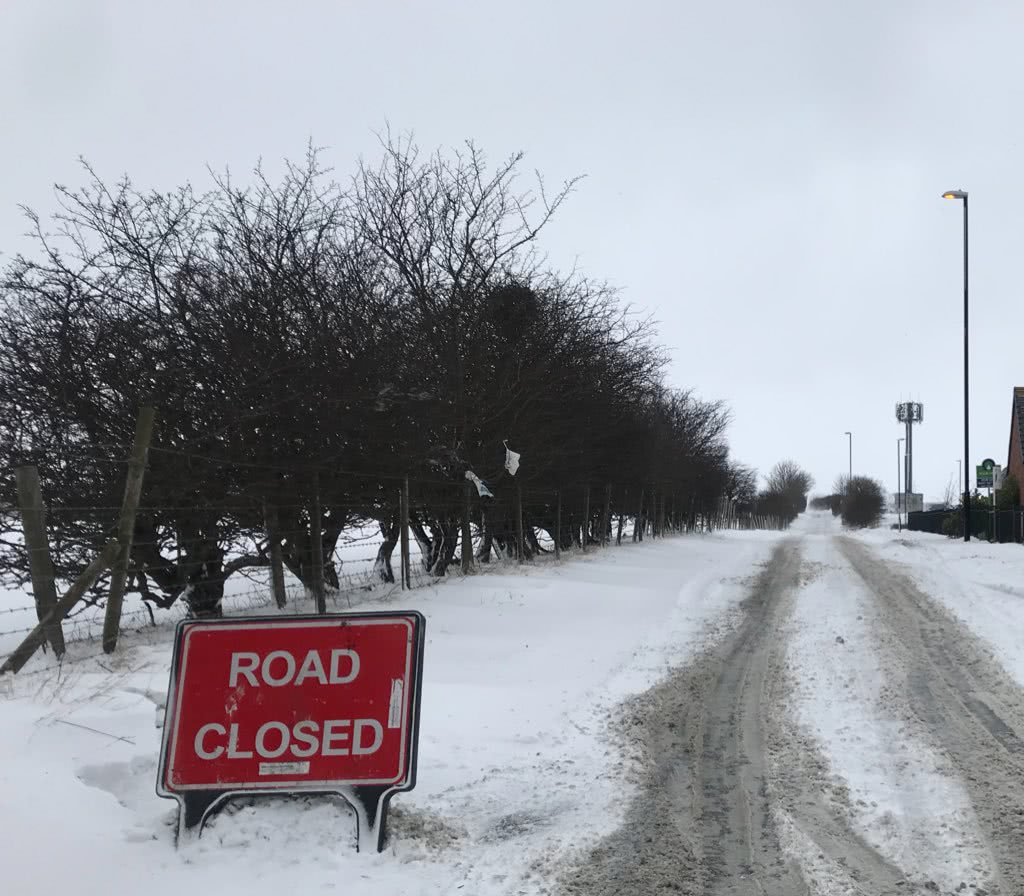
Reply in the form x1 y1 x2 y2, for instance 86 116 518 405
0 531 782 896
849 522 1024 690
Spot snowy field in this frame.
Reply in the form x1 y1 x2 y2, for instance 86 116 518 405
0 531 780 896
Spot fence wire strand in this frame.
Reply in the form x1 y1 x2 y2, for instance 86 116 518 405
2 456 788 676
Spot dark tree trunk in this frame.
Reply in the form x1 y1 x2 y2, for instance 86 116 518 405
186 569 226 618
373 516 400 583
322 520 344 591
430 520 459 576
410 515 459 576
476 528 494 562
279 512 344 594
131 514 229 617
526 526 544 556
410 516 433 571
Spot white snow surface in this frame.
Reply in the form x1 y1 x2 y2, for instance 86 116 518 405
0 532 779 896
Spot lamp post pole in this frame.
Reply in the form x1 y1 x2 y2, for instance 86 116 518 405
844 431 852 484
943 189 969 541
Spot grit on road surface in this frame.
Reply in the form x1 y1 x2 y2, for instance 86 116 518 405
560 523 1024 895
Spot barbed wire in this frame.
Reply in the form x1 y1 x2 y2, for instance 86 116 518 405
0 557 424 642
0 499 781 672
0 604 37 616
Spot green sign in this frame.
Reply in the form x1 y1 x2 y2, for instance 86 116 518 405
981 458 995 472
977 464 993 487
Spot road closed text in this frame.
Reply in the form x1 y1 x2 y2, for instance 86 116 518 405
229 648 359 687
194 718 384 760
191 648 383 761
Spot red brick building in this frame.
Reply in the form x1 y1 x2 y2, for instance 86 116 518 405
1008 386 1024 506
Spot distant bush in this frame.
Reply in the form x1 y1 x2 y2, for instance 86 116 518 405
840 476 885 528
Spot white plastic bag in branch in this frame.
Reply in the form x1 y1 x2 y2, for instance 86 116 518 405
464 470 495 498
504 441 521 476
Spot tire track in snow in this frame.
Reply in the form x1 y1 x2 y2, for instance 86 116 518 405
840 536 1024 894
558 540 911 895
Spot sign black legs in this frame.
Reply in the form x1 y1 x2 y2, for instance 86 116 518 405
174 787 396 853
347 785 394 853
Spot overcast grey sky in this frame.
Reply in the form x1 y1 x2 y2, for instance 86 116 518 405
2 0 1022 502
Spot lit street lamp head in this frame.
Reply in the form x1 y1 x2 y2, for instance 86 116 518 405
942 189 968 200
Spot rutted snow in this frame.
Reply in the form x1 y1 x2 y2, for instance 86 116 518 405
851 525 1024 690
773 808 867 896
781 524 996 892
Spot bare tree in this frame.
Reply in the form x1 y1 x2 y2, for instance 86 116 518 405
941 475 959 509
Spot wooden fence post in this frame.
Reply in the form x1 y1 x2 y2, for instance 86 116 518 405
15 466 64 656
601 483 612 546
102 405 155 655
3 539 121 675
310 472 326 614
461 481 474 574
553 490 561 560
582 485 591 552
264 501 288 609
400 478 411 589
515 483 525 562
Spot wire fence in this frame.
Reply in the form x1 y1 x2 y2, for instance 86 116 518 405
0 448 787 676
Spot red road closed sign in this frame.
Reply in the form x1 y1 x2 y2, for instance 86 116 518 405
157 612 425 846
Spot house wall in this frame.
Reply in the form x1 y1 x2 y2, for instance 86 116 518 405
1009 388 1024 506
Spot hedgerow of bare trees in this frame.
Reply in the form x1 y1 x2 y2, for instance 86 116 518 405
1 137 749 617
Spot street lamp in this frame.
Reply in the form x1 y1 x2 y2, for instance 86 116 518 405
898 437 905 532
844 431 852 483
942 188 969 541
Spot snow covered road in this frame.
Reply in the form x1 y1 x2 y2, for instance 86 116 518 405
3 514 1024 895
562 515 1024 895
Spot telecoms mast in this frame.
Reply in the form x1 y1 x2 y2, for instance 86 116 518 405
896 401 924 500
